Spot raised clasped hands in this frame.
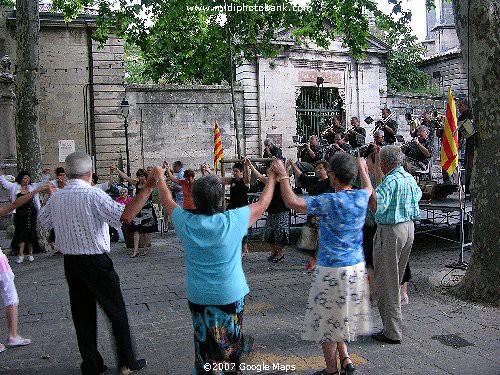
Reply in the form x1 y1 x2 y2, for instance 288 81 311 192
36 183 56 196
146 166 166 187
356 157 368 174
271 159 287 180
244 157 252 168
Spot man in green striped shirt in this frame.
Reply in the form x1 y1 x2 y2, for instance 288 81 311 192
369 145 422 344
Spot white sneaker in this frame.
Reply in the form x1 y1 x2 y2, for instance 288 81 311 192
401 293 409 305
15 255 24 264
27 255 34 262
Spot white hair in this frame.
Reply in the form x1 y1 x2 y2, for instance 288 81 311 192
65 152 93 179
417 125 429 134
380 145 405 167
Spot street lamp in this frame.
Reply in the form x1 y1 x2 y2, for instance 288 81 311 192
120 97 131 187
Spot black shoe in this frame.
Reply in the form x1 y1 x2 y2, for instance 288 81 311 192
120 359 147 375
272 254 284 263
340 356 355 375
293 187 303 194
371 331 401 344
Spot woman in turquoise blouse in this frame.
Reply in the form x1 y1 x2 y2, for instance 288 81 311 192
153 166 276 375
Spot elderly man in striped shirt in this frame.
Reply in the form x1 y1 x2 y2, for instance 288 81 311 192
38 152 161 375
369 145 422 344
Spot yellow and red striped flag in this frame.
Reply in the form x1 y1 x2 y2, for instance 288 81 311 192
440 88 459 176
213 121 225 170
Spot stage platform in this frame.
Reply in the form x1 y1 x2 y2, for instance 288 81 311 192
417 193 473 256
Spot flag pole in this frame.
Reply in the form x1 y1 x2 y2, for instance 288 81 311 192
445 160 468 270
440 87 469 270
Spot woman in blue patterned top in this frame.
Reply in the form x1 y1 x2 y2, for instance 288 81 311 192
272 153 373 375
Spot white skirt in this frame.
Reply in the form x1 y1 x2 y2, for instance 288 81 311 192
302 263 372 343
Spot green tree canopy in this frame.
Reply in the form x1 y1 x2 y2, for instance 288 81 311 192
383 27 430 93
52 0 412 85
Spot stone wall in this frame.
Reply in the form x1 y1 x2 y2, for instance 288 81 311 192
123 85 244 174
420 54 467 98
386 92 445 141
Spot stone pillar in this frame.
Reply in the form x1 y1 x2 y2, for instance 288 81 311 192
0 55 16 228
0 55 16 161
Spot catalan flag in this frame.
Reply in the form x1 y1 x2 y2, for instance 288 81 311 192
213 121 225 170
440 88 459 176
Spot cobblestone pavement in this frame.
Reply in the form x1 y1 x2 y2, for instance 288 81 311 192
0 227 499 375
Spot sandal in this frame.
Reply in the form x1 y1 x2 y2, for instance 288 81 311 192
140 250 148 256
340 356 355 375
130 253 139 258
272 254 284 263
267 252 278 261
0 343 6 353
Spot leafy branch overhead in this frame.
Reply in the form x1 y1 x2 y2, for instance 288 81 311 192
51 0 422 85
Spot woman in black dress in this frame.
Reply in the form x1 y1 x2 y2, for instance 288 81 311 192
113 167 157 257
206 162 251 255
288 160 333 270
246 158 290 263
13 174 37 263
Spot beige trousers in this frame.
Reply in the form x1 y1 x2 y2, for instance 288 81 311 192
373 221 414 341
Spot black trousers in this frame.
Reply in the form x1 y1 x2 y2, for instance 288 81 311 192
64 254 135 375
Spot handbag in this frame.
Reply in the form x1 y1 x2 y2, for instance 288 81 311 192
296 224 319 251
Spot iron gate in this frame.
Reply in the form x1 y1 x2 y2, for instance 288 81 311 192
295 86 343 143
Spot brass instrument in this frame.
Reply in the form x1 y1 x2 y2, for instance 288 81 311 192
290 143 308 148
374 112 394 132
321 126 334 138
432 110 445 124
409 117 420 135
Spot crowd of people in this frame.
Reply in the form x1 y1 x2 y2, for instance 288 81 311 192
1 103 478 375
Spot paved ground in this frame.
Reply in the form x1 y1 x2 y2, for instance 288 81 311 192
0 226 499 375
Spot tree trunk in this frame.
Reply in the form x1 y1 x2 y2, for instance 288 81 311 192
453 0 500 305
14 0 42 179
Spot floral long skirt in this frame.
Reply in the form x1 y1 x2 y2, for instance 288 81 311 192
189 297 249 375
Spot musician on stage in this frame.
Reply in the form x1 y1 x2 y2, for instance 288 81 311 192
420 111 440 142
457 98 475 194
263 138 282 159
324 133 352 161
293 135 323 192
323 115 345 144
346 116 366 148
373 130 387 148
401 125 433 174
375 108 398 144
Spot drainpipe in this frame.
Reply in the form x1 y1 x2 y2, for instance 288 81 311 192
85 22 96 162
354 59 360 119
254 52 262 156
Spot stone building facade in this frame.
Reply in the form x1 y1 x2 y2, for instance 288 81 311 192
419 0 468 97
237 30 390 160
0 6 126 179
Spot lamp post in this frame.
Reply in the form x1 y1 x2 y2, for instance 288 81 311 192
120 97 131 189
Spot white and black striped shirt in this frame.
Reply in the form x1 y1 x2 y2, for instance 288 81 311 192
38 179 124 255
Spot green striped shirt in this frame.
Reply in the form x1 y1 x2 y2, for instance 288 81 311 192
375 166 422 224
